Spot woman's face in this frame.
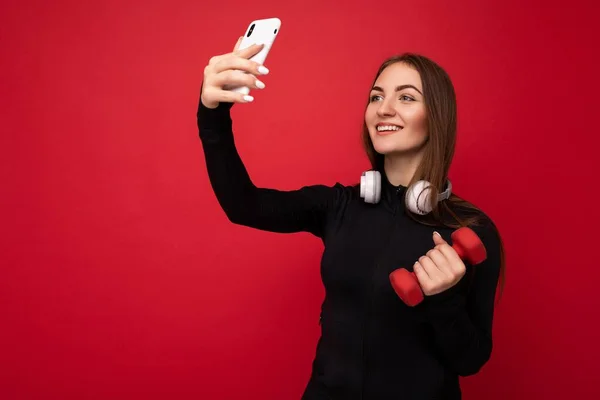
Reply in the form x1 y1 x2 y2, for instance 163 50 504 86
365 62 428 157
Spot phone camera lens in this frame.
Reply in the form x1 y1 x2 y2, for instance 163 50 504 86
247 24 255 37
274 29 278 34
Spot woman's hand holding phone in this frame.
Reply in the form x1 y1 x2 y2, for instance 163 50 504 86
200 37 269 109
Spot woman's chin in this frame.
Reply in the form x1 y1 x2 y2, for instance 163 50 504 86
373 144 409 155
372 138 427 157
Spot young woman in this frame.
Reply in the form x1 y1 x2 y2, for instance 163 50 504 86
197 39 505 400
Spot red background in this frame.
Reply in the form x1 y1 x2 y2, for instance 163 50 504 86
1 0 599 398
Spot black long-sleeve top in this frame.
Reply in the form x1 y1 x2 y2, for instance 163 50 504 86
197 96 502 400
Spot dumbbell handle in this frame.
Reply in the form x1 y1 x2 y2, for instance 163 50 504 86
390 241 464 306
389 227 487 307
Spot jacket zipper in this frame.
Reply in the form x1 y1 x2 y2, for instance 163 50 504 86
360 210 400 399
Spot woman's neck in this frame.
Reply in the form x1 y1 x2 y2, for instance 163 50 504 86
383 153 423 187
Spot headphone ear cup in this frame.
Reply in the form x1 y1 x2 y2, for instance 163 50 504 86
360 170 381 204
405 180 434 215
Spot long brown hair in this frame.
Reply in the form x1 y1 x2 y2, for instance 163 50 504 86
361 53 505 299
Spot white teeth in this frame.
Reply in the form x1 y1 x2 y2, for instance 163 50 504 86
377 125 401 132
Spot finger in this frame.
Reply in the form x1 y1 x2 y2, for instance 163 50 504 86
426 248 452 278
432 231 447 246
435 243 462 267
233 36 243 52
213 69 265 90
413 261 430 285
418 255 444 282
207 43 265 72
414 258 441 296
433 231 463 266
235 42 265 59
433 245 466 281
213 54 269 76
206 87 255 104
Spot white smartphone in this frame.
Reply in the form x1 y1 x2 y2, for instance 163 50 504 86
229 17 281 95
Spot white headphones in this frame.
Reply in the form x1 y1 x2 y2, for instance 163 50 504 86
360 170 452 215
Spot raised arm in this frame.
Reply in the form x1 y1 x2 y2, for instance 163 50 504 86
197 41 343 238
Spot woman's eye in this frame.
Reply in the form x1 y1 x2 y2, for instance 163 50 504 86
370 94 415 102
370 94 414 102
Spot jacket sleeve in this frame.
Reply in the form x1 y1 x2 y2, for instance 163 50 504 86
418 219 503 376
196 92 343 238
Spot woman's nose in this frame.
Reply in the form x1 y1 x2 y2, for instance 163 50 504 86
377 100 396 117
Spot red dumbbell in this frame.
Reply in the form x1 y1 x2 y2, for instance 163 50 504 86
389 227 487 307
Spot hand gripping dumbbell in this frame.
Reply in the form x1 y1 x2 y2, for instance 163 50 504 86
389 227 487 307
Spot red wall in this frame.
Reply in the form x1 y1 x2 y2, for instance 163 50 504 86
2 0 599 398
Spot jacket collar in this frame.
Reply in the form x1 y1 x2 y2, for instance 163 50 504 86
379 169 407 214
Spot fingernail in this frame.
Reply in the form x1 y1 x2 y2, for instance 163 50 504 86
255 80 265 89
258 65 269 75
243 95 254 102
433 231 440 236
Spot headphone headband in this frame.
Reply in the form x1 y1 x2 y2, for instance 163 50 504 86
437 180 452 202
360 170 452 215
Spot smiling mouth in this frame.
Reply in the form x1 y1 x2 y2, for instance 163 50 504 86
376 124 403 133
